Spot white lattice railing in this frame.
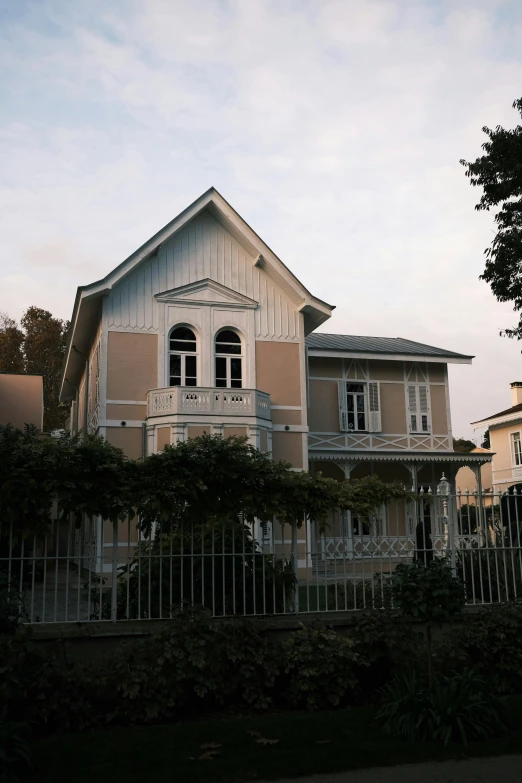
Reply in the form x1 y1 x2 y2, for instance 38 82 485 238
147 387 271 420
308 432 452 451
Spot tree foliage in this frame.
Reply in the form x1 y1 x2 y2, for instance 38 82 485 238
452 437 476 453
0 428 412 544
0 307 70 431
461 97 522 338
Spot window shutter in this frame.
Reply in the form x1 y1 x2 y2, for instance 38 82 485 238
418 384 431 432
368 382 381 432
407 385 417 432
338 380 348 432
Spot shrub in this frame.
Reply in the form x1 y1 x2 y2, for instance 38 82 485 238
376 669 507 745
436 604 522 693
114 523 296 619
279 623 362 710
96 609 279 724
0 708 33 783
389 558 465 688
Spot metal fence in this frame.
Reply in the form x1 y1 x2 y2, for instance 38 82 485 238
2 488 522 624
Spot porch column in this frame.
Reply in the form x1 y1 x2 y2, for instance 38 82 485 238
401 461 419 537
341 460 355 559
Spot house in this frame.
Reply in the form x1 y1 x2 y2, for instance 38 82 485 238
471 383 522 493
0 371 44 430
59 188 491 574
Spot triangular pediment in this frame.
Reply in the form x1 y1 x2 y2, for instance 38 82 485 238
155 278 258 309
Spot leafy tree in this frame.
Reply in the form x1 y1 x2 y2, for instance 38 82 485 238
0 314 24 373
0 307 70 431
21 307 69 431
461 97 522 338
453 437 476 453
482 429 491 449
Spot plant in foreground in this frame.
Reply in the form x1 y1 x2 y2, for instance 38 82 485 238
375 669 507 746
0 708 33 782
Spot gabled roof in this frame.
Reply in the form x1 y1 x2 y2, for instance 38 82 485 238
306 333 473 364
472 402 522 429
60 187 334 399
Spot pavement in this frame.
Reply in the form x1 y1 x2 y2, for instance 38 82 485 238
270 754 522 783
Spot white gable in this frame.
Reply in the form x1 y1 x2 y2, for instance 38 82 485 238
106 211 301 341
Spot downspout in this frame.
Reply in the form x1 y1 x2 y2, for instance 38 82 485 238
72 345 89 436
64 378 79 435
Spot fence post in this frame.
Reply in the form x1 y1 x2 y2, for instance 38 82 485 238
292 522 299 614
111 519 119 621
447 492 457 578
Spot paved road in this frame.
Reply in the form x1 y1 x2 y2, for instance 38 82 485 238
270 754 522 783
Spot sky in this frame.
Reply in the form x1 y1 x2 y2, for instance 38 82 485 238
1 0 522 441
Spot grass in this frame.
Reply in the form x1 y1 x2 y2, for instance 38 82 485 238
32 696 522 783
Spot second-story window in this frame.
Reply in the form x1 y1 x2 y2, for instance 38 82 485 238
512 432 522 466
169 326 197 386
215 329 242 388
346 383 366 431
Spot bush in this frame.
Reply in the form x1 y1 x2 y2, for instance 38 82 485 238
0 708 33 783
436 604 522 693
376 669 507 745
97 609 279 724
279 623 361 710
116 524 296 619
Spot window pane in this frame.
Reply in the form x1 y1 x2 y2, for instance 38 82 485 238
347 410 355 430
356 394 365 412
347 396 354 412
170 340 196 352
215 357 227 381
231 358 242 380
357 412 365 430
171 327 196 341
170 354 181 376
231 379 242 388
215 342 241 355
170 376 181 386
217 330 240 343
411 414 417 431
346 383 364 393
185 377 197 387
216 378 227 388
185 355 197 378
421 415 429 432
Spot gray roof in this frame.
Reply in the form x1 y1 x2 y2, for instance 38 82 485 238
305 333 473 360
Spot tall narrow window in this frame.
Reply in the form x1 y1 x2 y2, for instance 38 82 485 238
512 432 522 466
408 384 431 433
215 329 242 388
169 326 197 387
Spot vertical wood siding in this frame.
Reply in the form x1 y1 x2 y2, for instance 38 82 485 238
107 211 299 341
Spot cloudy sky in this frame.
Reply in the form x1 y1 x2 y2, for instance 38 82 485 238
1 0 522 440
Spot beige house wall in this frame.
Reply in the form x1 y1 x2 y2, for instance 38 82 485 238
107 332 158 401
223 426 248 438
308 357 450 437
0 373 43 430
156 426 171 451
105 427 143 460
271 431 304 468
255 341 301 406
106 404 147 421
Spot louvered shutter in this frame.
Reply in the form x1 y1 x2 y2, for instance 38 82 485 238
418 384 431 432
338 380 348 431
408 385 417 432
368 382 381 432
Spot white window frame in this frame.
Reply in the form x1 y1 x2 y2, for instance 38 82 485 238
352 505 387 538
168 325 198 387
338 380 381 433
407 383 431 433
214 328 244 389
511 431 522 467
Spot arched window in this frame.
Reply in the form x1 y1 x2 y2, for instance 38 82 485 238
169 326 197 387
215 329 242 388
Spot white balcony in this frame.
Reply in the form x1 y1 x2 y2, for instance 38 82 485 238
147 386 271 420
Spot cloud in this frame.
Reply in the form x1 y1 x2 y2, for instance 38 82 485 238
1 0 522 436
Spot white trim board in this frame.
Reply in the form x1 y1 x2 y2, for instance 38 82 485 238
307 350 471 365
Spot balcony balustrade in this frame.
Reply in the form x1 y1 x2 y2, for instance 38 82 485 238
147 386 271 420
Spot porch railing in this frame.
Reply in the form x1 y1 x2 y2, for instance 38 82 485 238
147 386 271 420
2 488 522 624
